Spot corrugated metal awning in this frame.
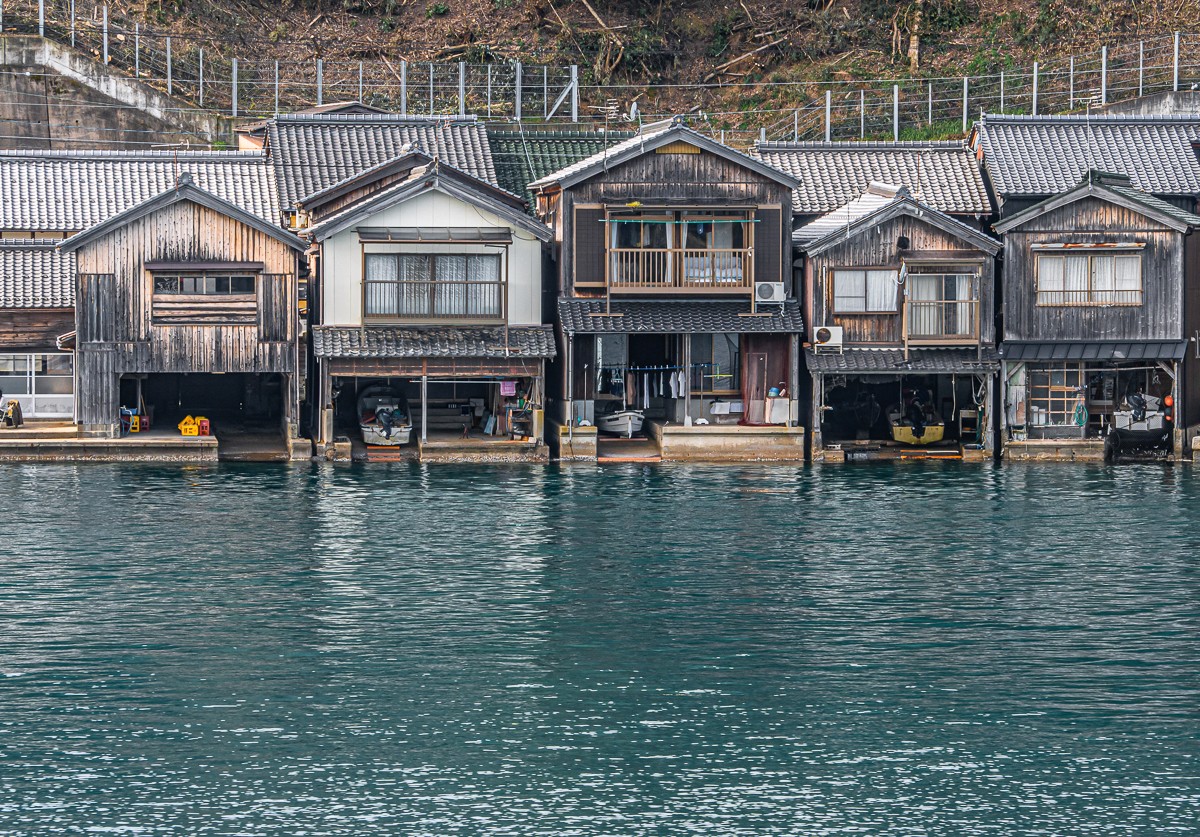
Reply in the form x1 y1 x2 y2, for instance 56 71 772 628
999 341 1188 362
357 227 512 242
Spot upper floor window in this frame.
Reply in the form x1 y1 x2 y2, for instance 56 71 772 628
1036 250 1142 306
153 274 256 295
907 269 979 340
607 210 753 290
365 253 503 321
833 268 898 313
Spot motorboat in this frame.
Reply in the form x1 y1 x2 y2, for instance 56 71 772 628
596 407 645 438
887 398 945 446
358 384 412 446
1107 391 1171 458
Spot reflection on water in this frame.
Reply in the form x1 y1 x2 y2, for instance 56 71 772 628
0 462 1198 834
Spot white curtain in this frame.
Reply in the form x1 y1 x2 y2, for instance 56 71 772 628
397 255 432 317
954 274 974 335
908 274 940 336
1039 255 1063 304
434 255 468 316
867 269 898 312
1064 255 1088 300
467 255 501 317
1115 254 1141 303
1092 255 1115 302
834 270 866 313
365 254 398 316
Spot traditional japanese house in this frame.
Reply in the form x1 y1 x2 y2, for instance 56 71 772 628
0 149 284 427
60 174 308 454
530 120 806 461
991 171 1200 459
975 114 1200 460
298 150 555 461
0 242 75 418
796 183 1001 460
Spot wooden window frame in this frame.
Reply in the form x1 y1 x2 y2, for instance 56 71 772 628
831 266 900 314
361 251 507 323
1034 248 1144 307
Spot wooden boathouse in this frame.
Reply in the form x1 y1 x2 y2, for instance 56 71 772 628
60 174 308 453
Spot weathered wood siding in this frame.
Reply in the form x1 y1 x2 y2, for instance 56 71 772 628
1002 196 1183 342
0 309 74 351
559 146 794 294
74 200 299 428
808 213 996 346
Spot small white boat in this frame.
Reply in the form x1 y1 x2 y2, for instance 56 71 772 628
359 385 412 446
596 408 645 438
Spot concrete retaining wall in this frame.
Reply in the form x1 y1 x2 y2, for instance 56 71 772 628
647 421 805 462
0 36 228 149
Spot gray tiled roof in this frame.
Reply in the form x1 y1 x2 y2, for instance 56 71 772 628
794 183 906 247
993 170 1200 234
976 114 1200 198
268 114 497 208
999 341 1187 362
753 141 991 215
559 298 804 334
312 325 556 359
806 347 999 374
0 241 74 308
0 151 280 231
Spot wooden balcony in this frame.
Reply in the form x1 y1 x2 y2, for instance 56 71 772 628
607 248 754 294
904 298 980 345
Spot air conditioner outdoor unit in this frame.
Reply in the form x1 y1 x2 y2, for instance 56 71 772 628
813 325 844 353
755 282 786 304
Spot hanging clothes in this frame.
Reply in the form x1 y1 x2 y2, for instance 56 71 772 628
643 373 650 408
676 369 686 399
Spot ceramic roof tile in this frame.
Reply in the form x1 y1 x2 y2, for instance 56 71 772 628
0 242 74 308
752 141 991 215
805 347 999 374
268 114 497 208
794 183 907 247
312 325 556 359
976 114 1200 198
0 151 280 232
558 298 803 334
488 128 635 208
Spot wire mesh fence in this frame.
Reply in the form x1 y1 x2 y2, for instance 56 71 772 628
1 0 1198 144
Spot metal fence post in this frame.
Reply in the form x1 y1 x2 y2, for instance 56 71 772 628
358 61 363 103
428 62 434 116
1 0 5 35
1174 32 1180 92
487 65 493 116
1032 61 1039 115
458 61 466 117
102 5 108 64
1139 41 1144 97
927 81 932 125
400 60 408 116
543 65 548 119
232 58 238 118
1101 46 1107 105
38 0 43 37
134 23 139 77
893 84 899 141
860 89 865 138
1000 71 1005 112
69 0 75 46
962 76 968 133
793 109 798 141
824 89 831 142
274 59 279 116
1068 57 1074 109
166 37 172 96
514 62 523 122
571 65 578 122
199 49 204 107
316 59 323 106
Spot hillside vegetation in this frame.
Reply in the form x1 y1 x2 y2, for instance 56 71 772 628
121 0 1197 121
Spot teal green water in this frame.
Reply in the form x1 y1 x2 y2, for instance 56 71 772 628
1 462 1197 835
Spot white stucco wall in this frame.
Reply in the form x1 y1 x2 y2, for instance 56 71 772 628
321 187 544 326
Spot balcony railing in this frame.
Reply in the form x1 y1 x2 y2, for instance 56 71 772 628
364 279 505 322
607 248 753 293
1036 289 1143 307
905 298 980 343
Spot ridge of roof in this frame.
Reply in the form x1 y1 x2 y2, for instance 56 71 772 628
0 149 267 160
272 113 479 124
980 112 1200 124
755 140 968 151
